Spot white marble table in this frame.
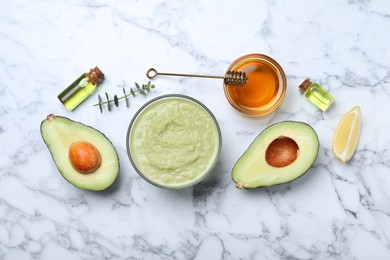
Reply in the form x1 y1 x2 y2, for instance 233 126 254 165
1 0 390 259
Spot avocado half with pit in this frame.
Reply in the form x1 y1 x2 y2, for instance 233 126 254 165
232 121 319 189
41 114 119 191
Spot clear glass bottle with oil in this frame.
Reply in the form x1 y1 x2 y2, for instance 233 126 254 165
58 66 104 111
299 78 334 111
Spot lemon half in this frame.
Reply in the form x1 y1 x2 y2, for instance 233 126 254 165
332 106 362 163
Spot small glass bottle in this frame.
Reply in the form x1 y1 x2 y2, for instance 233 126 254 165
299 78 334 111
58 66 104 111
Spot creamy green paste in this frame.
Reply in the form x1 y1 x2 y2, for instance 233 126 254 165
129 96 220 187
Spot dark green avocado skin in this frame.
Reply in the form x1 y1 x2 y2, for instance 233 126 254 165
40 114 120 191
232 121 320 189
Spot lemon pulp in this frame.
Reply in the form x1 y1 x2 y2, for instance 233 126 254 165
332 106 362 163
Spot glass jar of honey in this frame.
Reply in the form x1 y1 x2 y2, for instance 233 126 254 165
223 54 287 117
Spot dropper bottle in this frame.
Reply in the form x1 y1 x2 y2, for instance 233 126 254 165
299 78 334 111
58 67 104 111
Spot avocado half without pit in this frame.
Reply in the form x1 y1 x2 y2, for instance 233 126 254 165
232 121 319 189
40 114 119 191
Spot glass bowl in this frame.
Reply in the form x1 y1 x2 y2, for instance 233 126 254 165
126 94 222 189
223 53 287 117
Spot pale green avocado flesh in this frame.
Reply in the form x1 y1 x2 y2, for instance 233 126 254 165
232 121 319 189
41 114 119 191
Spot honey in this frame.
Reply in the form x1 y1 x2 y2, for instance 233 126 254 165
224 54 287 116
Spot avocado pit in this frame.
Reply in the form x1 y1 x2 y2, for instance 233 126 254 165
265 137 299 167
69 141 102 174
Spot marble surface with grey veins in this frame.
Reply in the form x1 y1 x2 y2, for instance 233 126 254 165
1 0 390 259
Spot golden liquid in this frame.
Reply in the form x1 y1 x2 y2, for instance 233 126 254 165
224 54 286 116
58 74 97 111
304 83 335 111
63 82 96 111
227 60 280 109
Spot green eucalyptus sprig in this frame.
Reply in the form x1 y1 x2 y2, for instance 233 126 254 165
94 81 155 113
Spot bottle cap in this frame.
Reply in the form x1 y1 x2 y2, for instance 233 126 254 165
86 67 104 85
299 78 312 92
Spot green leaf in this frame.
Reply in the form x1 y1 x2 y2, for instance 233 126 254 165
130 88 135 97
142 84 150 92
98 95 103 113
114 95 119 107
105 92 111 111
123 88 129 107
135 82 146 95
